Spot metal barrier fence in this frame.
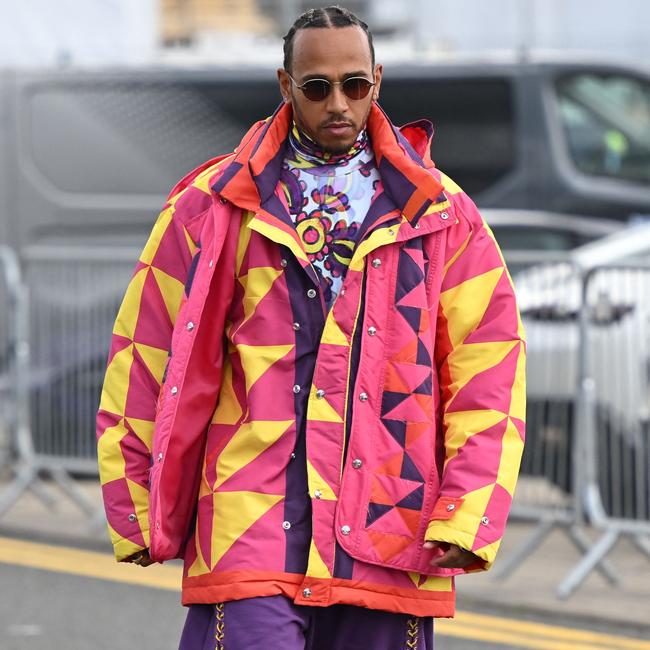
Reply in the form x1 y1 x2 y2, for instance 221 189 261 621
0 245 139 520
493 261 650 597
557 264 650 596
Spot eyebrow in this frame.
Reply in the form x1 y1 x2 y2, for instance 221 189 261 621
300 70 371 82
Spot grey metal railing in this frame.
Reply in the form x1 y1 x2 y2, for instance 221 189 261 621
0 244 139 522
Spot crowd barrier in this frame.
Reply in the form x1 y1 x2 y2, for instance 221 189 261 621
0 244 138 521
0 245 649 597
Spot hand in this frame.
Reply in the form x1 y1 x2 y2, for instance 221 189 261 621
126 549 154 567
424 540 480 569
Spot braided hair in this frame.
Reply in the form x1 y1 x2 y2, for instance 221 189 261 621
282 6 375 72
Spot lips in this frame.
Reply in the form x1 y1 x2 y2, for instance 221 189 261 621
324 122 354 136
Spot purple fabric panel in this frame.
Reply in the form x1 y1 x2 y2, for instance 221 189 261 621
377 156 418 213
283 252 326 573
211 161 243 195
310 604 434 650
255 144 289 205
179 597 434 650
179 597 310 650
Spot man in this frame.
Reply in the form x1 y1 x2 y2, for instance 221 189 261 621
97 6 526 649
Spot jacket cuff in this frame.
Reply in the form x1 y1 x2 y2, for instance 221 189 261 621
425 496 495 572
113 536 149 563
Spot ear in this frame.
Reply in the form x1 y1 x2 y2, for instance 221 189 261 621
277 68 292 103
372 63 383 102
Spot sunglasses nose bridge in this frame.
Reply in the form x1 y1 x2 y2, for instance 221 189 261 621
325 80 350 109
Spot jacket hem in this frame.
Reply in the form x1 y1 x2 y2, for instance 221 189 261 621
182 570 456 618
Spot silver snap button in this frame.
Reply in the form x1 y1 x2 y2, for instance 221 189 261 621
209 259 214 268
341 525 351 535
155 521 160 529
293 384 301 394
314 489 322 499
481 516 489 525
388 229 395 235
367 326 376 336
340 288 346 296
352 459 362 469
282 521 291 530
307 288 317 298
219 197 228 205
315 389 325 399
414 223 421 229
290 452 296 460
186 322 194 331
280 258 288 268
440 212 449 220
446 504 455 512
293 322 301 331
359 392 368 402
157 452 163 463
371 258 381 268
128 513 137 522
302 588 312 598
170 386 178 395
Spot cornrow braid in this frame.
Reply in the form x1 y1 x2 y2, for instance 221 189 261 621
283 5 375 72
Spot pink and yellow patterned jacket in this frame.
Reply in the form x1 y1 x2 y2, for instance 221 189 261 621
97 102 526 617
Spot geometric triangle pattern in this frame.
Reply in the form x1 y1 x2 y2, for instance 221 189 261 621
426 214 526 570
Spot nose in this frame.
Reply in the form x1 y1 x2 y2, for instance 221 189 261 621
325 82 349 114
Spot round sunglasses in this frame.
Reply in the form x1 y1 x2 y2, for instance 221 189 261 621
288 74 375 102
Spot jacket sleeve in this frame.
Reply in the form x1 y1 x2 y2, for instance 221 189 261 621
96 190 203 562
424 189 526 571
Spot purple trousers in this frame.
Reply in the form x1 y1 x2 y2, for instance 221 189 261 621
179 595 434 650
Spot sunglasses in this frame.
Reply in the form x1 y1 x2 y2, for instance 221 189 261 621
288 75 375 102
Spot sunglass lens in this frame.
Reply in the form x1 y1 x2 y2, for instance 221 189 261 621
302 79 330 101
342 78 373 100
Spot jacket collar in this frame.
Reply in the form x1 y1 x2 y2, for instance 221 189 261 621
212 102 445 226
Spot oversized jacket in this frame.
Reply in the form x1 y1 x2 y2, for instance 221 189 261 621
97 101 526 618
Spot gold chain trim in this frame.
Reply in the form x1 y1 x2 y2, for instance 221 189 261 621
405 617 419 650
215 603 225 650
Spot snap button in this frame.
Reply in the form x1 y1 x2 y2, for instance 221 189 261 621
314 489 322 499
157 452 163 463
481 516 489 525
280 258 288 268
128 513 137 522
219 197 228 205
388 229 395 235
293 384 301 394
293 322 301 331
352 459 362 469
186 322 194 331
440 212 449 220
315 389 325 399
341 525 351 535
209 259 214 268
359 392 368 402
371 258 381 268
170 386 178 395
302 588 312 598
446 504 455 511
367 326 376 336
307 288 317 299
414 223 421 229
290 451 296 460
282 521 291 530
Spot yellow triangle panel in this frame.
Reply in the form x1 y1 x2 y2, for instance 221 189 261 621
210 491 283 568
236 344 294 394
215 420 293 488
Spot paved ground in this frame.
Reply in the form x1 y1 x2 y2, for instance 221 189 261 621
1 476 650 649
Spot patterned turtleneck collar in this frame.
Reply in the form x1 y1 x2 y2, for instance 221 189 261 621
288 122 368 169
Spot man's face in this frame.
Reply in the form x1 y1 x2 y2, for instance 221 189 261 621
278 26 382 155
